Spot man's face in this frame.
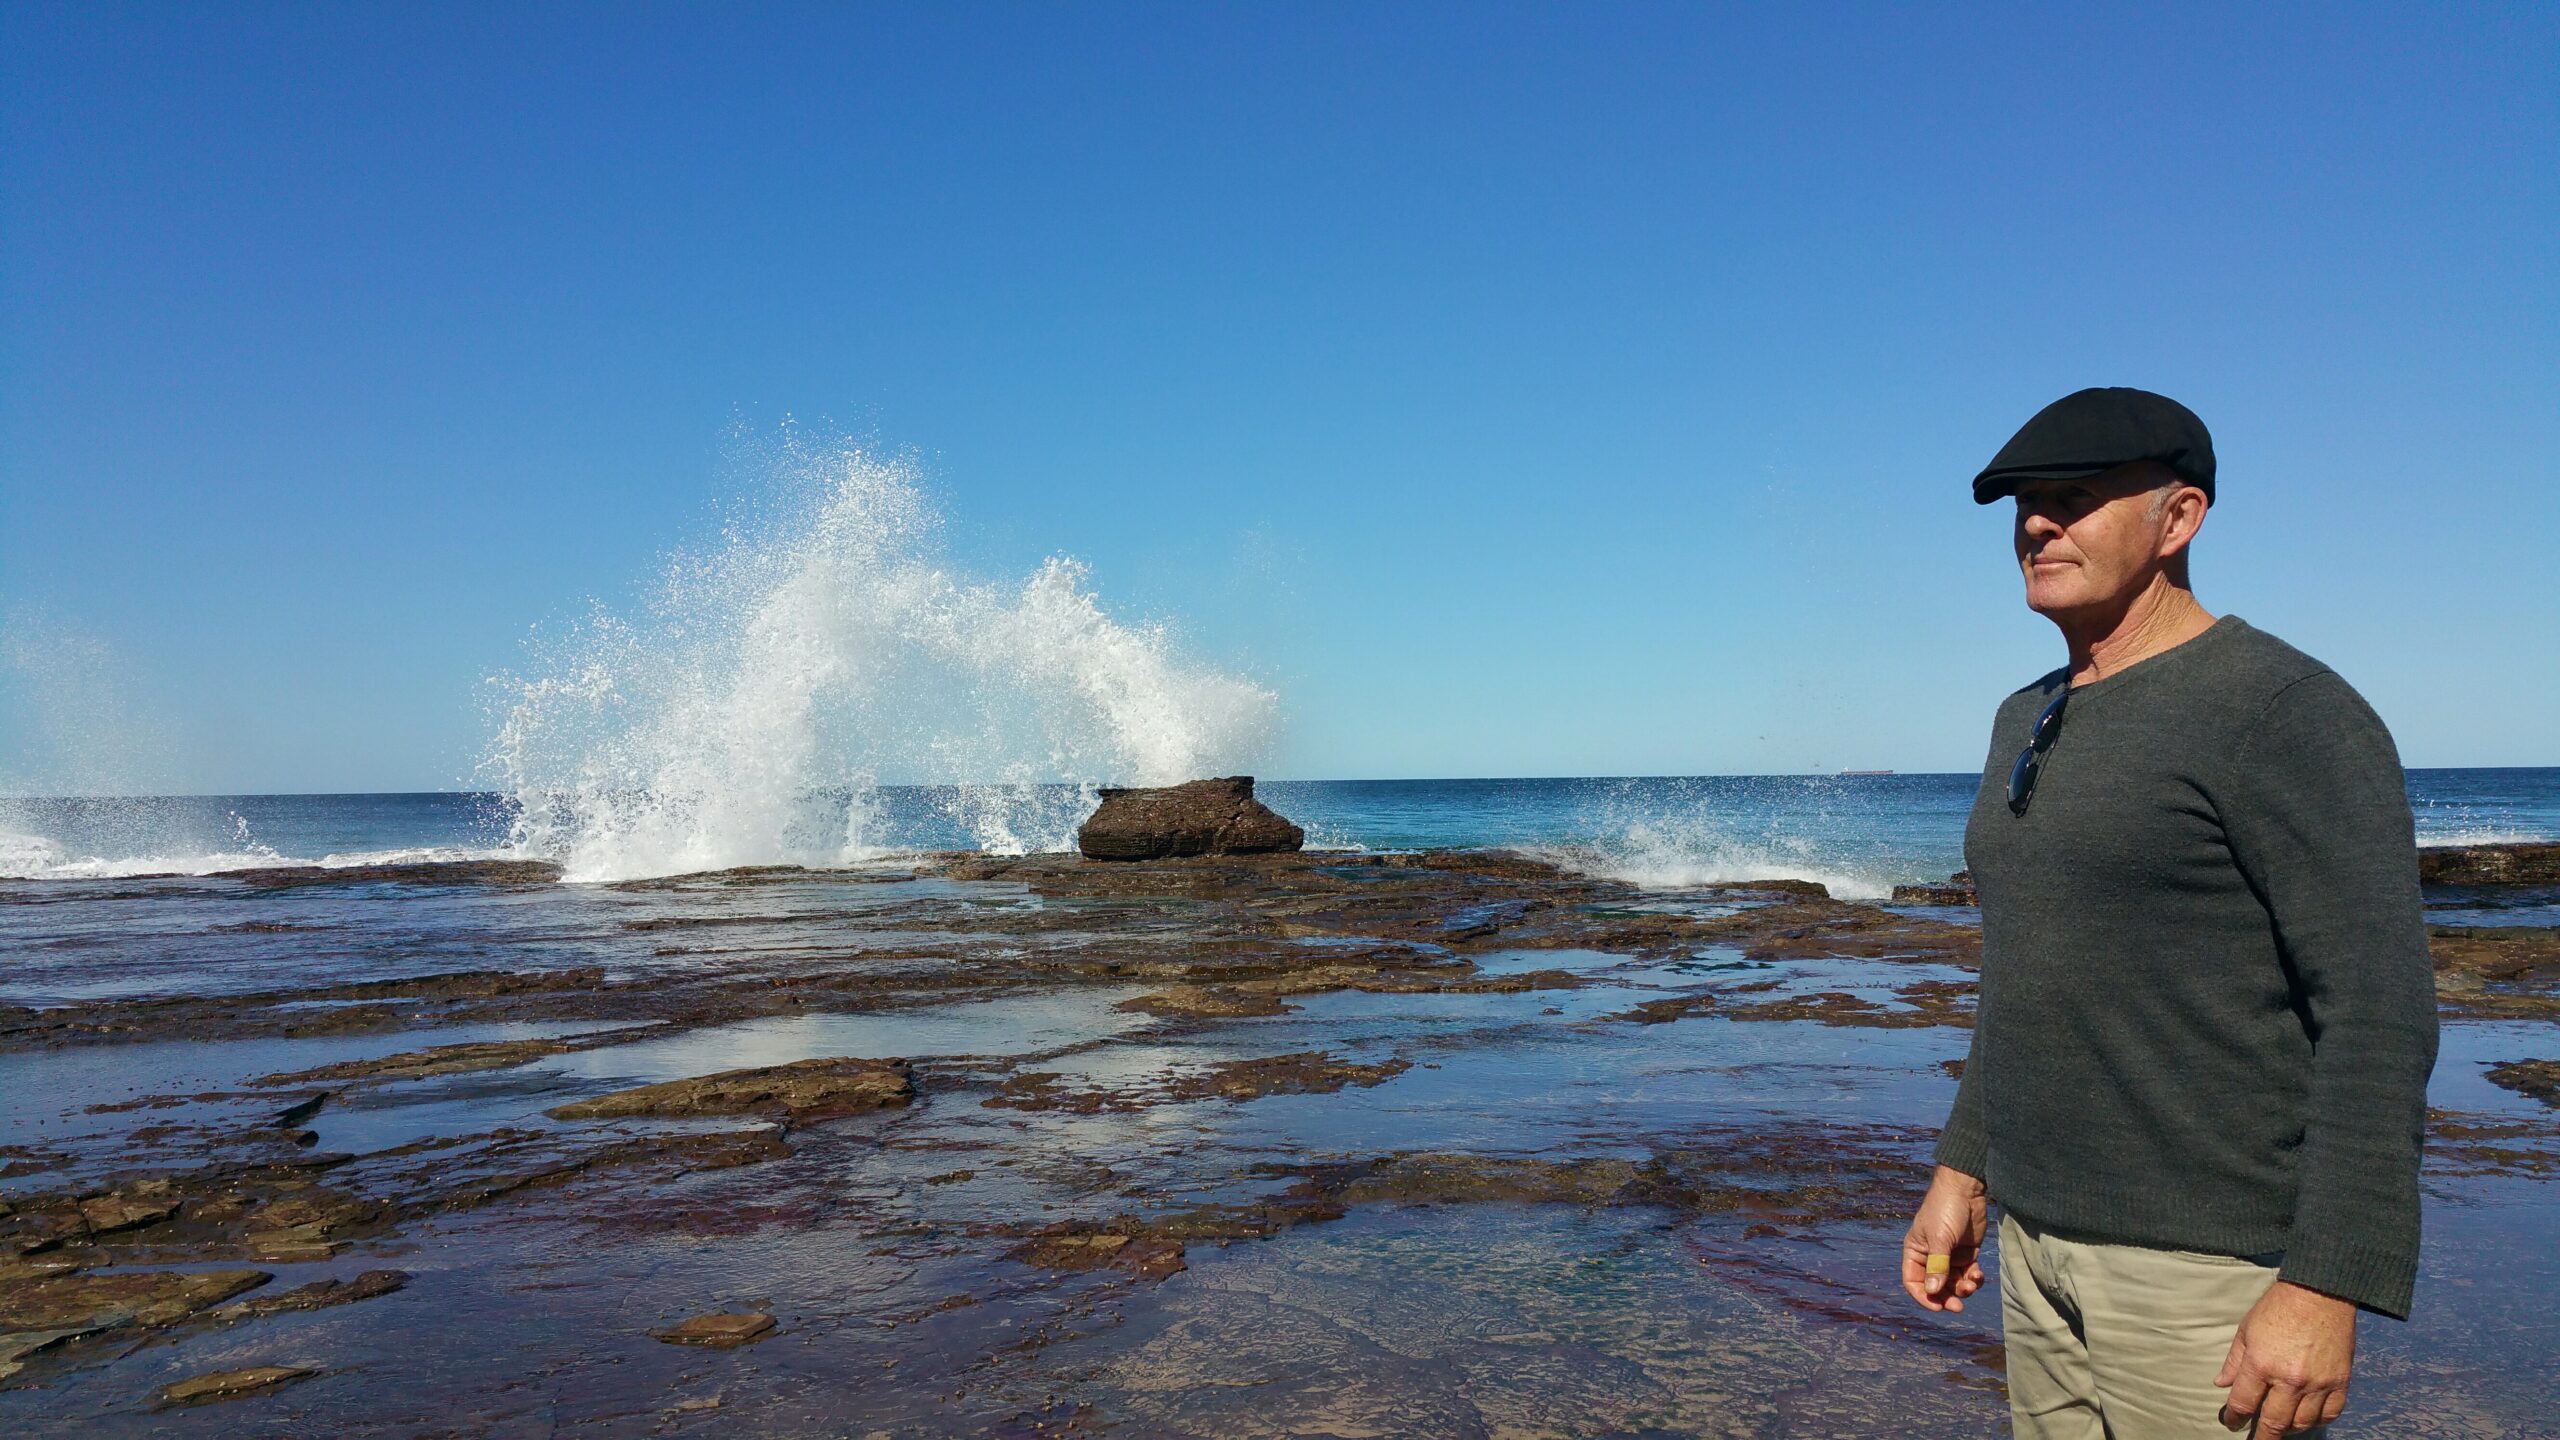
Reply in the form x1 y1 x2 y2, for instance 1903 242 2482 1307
2010 462 2197 618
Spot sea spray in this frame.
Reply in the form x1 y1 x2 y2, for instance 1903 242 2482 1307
481 433 1276 881
1536 776 1915 900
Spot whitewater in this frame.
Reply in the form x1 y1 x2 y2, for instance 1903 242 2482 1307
5 432 2556 890
478 434 1276 881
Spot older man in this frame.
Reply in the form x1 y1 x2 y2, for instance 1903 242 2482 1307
1900 388 2437 1439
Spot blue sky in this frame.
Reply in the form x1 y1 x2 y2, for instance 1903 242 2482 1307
4 2 2553 793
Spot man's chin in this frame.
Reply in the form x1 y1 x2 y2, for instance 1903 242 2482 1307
2023 585 2091 618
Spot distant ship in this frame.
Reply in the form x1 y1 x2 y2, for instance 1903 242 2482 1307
1836 769 1895 777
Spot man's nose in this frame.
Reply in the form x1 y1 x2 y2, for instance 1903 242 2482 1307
2018 505 2071 541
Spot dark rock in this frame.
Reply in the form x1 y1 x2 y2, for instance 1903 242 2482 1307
272 1094 329 1128
2419 842 2560 886
1076 776 1304 860
2484 1059 2560 1108
1893 873 1979 905
546 1056 914 1121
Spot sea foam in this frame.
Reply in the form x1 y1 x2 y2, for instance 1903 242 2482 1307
482 432 1275 882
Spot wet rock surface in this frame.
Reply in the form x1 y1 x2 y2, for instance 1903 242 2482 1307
2427 925 2560 1019
987 1051 1412 1112
2420 841 2560 886
0 846 2553 1434
0 1268 271 1335
2485 1058 2560 1108
652 1310 777 1346
1076 776 1305 859
1891 874 1978 905
154 1364 315 1406
546 1056 916 1121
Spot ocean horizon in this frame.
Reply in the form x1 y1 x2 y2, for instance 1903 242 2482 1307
8 768 2557 898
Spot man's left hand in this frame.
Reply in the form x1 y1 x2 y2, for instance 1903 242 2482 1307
2215 1280 2356 1436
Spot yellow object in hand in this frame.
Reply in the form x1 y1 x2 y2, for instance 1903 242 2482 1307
1926 1253 1952 1277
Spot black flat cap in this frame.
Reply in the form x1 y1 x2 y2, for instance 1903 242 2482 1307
1973 387 2215 504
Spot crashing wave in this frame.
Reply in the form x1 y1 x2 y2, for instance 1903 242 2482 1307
481 432 1276 882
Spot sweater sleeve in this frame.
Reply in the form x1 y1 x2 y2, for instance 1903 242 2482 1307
1934 1030 1990 1178
2222 672 2438 1319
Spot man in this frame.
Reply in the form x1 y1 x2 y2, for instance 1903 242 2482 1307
1900 388 2437 1439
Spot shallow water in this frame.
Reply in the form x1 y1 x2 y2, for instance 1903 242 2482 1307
0 847 2553 1436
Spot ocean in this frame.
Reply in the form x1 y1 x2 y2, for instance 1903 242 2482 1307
5 768 2555 899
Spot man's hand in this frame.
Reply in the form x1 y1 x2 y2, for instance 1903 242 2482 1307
1900 1164 1988 1312
2216 1280 2356 1436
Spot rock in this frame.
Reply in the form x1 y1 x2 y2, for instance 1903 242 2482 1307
244 1228 340 1262
2419 842 2560 886
212 1269 408 1321
1893 873 1979 905
248 1186 381 1236
271 1094 329 1127
547 1056 914 1121
1115 985 1294 1018
651 1311 776 1346
2484 1059 2560 1108
1076 777 1304 860
0 1327 90 1380
5 1208 88 1255
1116 1236 1188 1279
1012 1232 1130 1269
987 1052 1410 1112
1007 1229 1188 1280
75 1193 177 1235
258 1038 584 1085
0 1268 270 1333
213 859 561 888
155 1365 316 1406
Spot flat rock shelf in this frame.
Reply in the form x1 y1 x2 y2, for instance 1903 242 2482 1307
2 848 2554 1435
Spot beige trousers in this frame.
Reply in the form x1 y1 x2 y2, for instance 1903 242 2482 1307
2000 1212 2326 1439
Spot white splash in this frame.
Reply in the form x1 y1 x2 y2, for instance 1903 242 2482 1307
1533 780 1904 900
1542 818 1893 901
482 433 1276 882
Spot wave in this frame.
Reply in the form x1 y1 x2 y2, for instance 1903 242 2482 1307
0 832 509 882
1537 822 1896 901
481 430 1276 883
1527 780 1911 900
2414 822 2554 848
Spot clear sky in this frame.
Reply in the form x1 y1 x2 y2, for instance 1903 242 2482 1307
4 2 2554 794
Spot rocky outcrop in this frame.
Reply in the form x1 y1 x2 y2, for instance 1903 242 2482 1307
1076 776 1303 860
1892 871 1976 905
2420 842 2560 886
546 1056 914 1122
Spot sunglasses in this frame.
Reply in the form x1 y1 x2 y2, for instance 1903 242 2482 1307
2007 685 2071 815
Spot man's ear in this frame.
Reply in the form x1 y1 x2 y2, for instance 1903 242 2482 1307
2159 486 2209 558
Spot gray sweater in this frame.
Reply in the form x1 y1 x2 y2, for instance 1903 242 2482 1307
1936 616 2437 1319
